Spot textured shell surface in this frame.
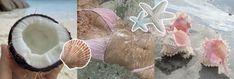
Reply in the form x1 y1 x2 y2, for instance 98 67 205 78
61 39 91 70
161 28 194 58
171 13 192 34
202 37 231 77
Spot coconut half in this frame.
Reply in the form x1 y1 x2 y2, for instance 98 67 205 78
8 14 71 72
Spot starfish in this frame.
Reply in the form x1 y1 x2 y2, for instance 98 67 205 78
129 11 151 32
139 0 175 35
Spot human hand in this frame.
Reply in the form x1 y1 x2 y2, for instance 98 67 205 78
0 44 63 79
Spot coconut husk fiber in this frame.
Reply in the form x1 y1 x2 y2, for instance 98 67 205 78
104 20 155 79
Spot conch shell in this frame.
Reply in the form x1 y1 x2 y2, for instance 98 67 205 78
202 36 231 77
161 28 194 58
168 13 191 34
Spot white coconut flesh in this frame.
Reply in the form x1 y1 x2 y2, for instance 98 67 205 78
11 16 70 68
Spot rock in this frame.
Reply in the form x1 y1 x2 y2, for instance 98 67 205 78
0 0 29 11
12 0 29 8
0 0 15 11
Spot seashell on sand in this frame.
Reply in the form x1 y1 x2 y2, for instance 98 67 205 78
168 12 192 34
160 28 194 58
61 39 91 69
201 36 231 77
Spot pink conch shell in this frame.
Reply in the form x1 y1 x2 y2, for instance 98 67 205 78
202 37 231 76
168 13 191 34
161 28 194 58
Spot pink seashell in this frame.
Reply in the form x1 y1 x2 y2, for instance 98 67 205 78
161 28 194 58
168 13 191 34
202 37 231 76
172 28 191 46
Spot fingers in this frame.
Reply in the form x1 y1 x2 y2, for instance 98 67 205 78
0 44 10 61
0 44 63 79
0 44 12 79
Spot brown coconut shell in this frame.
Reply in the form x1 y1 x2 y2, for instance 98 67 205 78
77 10 112 40
104 21 155 79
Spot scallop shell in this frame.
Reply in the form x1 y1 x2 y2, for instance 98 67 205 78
61 39 91 69
160 28 194 58
201 36 231 77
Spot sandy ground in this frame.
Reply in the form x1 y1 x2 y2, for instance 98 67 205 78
0 9 77 79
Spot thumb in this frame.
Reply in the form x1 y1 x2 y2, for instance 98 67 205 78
0 44 11 62
0 44 12 79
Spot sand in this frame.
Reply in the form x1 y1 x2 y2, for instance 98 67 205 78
0 9 77 79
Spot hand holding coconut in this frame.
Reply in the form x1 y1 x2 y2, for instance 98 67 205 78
0 45 63 79
0 14 72 79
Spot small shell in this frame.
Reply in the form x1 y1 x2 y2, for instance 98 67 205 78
201 37 231 76
61 39 91 70
161 28 194 58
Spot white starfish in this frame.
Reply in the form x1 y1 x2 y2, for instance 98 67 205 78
129 11 151 32
139 0 175 35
